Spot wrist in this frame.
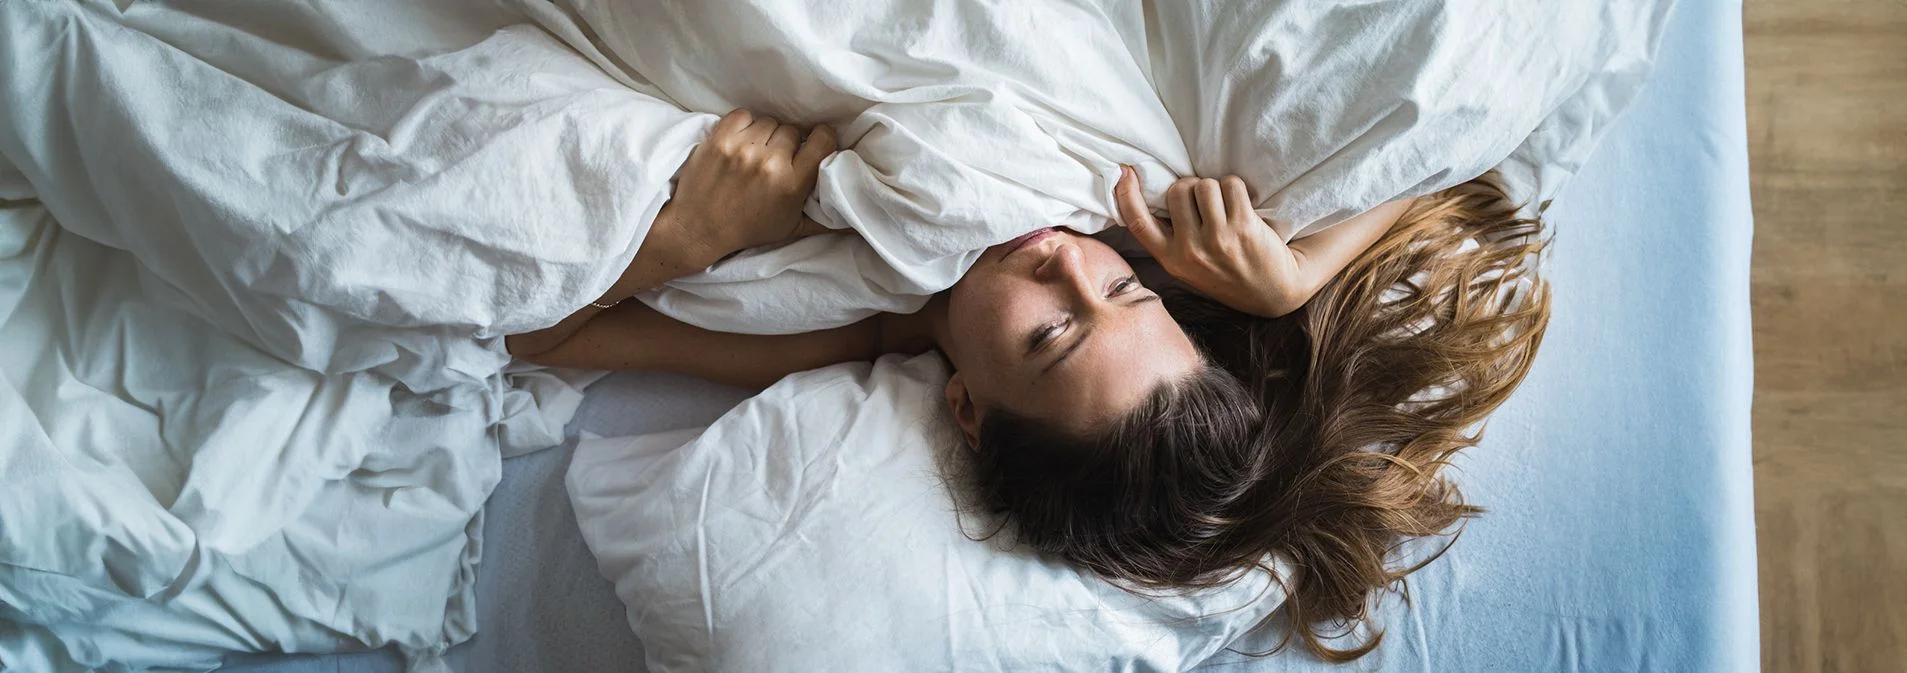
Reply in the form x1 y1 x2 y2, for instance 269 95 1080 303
652 202 731 272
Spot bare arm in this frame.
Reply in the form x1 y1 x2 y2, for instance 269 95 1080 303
1277 197 1415 314
515 301 890 389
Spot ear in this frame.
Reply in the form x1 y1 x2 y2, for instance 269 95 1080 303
944 371 982 449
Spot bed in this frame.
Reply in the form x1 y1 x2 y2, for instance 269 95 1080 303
215 0 1758 670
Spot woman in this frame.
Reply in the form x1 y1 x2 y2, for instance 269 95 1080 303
508 109 1550 660
506 110 1411 433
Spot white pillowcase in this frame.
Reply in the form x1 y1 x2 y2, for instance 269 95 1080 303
569 354 1283 672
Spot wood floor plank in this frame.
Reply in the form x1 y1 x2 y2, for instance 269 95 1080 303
1814 492 1907 673
1752 283 1907 394
1745 0 1907 672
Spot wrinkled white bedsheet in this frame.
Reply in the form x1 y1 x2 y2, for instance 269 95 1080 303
550 0 1669 331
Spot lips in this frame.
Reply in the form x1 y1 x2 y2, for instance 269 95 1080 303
1003 227 1059 258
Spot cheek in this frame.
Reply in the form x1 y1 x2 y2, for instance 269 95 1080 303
1082 242 1137 275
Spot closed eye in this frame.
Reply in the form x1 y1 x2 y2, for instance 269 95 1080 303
1027 317 1070 354
1107 275 1141 297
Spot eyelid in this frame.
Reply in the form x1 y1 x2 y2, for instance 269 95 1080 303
1108 275 1141 297
1031 317 1069 353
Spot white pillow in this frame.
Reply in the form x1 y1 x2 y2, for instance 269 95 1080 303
568 354 1283 672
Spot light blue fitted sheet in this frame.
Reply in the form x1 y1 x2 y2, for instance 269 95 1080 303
1199 0 1760 668
220 0 1757 670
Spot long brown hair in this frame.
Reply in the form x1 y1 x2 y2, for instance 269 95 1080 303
966 173 1550 661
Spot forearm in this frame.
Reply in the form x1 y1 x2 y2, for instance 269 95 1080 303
1273 197 1416 315
507 203 730 357
503 303 614 359
513 301 882 389
594 202 730 305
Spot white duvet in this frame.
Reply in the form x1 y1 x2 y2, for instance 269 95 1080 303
563 0 1668 332
0 0 1668 670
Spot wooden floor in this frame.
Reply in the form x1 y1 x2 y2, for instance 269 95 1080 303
1745 1 1907 671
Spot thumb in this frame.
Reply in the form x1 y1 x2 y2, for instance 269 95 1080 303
1114 165 1170 256
793 124 838 174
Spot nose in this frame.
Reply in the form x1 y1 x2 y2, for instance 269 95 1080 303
1034 242 1096 298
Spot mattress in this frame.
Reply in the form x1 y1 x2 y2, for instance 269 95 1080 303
218 0 1757 670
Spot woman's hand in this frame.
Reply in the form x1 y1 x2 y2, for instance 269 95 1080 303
1112 165 1306 317
582 110 841 310
664 109 840 261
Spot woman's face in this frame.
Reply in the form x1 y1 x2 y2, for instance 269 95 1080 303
936 228 1203 441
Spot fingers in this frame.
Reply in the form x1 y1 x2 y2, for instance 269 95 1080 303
1195 178 1227 234
741 114 782 144
1166 177 1203 237
711 109 778 151
1114 165 1169 255
793 124 837 173
715 111 837 175
713 109 754 139
768 124 802 156
1221 176 1253 223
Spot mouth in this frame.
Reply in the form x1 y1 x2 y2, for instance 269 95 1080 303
1001 227 1060 261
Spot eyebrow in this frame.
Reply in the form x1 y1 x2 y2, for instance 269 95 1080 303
1037 294 1160 377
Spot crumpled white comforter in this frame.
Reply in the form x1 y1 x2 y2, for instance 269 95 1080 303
562 0 1670 331
0 2 618 670
0 172 593 671
0 0 1668 670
